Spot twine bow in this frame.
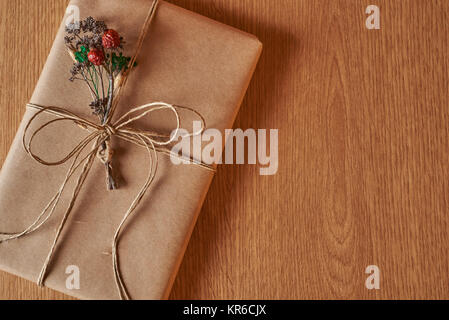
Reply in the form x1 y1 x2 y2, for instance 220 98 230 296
0 0 214 300
0 101 212 300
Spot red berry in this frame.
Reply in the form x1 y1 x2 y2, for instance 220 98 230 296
102 29 121 49
88 49 105 66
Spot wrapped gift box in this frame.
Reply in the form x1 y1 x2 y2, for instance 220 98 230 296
0 0 261 299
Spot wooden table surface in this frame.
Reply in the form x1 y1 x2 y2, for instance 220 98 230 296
0 0 448 300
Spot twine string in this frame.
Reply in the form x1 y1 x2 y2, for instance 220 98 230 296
0 0 214 300
0 101 214 300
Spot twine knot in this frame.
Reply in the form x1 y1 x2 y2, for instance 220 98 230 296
97 140 114 164
103 124 117 137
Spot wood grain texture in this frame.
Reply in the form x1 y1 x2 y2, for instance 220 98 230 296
0 0 448 300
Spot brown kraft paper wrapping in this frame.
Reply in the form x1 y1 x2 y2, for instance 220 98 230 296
0 0 262 299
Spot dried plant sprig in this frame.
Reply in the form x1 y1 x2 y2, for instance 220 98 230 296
65 17 133 122
65 17 136 190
